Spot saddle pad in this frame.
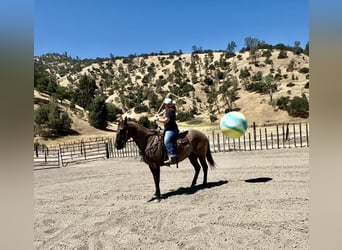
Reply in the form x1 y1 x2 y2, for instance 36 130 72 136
177 136 189 145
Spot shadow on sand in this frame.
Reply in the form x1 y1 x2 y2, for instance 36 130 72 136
155 180 229 201
245 177 273 183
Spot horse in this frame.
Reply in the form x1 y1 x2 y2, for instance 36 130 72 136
115 117 216 201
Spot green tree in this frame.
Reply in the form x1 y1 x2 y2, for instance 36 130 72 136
244 37 262 64
293 41 303 55
34 102 72 135
278 50 288 59
88 96 108 129
264 74 278 102
219 76 239 112
304 42 309 56
75 74 97 110
287 94 309 118
106 102 122 122
53 85 71 104
276 96 290 110
226 41 237 53
34 104 50 135
47 103 73 134
138 116 155 128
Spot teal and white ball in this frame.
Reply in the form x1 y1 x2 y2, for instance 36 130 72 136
220 111 248 138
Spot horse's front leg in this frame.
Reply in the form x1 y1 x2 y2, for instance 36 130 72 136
148 163 161 201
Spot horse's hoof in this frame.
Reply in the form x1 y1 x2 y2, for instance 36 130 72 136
148 194 161 202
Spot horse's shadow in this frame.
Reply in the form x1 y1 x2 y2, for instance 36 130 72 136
152 180 229 201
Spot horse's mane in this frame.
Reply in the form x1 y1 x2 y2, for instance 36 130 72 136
127 121 156 136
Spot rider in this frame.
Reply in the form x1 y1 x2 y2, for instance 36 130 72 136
155 97 179 165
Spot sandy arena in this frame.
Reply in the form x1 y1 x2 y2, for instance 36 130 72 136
34 148 309 249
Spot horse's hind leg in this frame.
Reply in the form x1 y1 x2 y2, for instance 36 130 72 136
189 153 201 187
198 157 209 186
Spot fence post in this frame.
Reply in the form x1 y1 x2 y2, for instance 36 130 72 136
253 122 257 150
282 124 285 148
293 123 296 147
212 131 216 153
105 142 109 159
57 150 60 167
82 141 86 160
248 133 251 151
59 145 64 167
286 123 289 141
276 125 280 149
299 123 303 147
35 144 38 157
306 123 309 146
243 134 246 151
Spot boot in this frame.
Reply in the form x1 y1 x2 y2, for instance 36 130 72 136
163 156 177 165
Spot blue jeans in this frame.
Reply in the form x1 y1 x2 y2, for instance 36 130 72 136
164 129 178 158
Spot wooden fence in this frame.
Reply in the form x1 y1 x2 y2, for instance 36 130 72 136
34 122 309 169
210 122 309 153
34 146 60 169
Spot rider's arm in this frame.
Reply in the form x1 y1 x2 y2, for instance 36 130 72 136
156 116 170 124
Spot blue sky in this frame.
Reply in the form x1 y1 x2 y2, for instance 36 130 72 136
34 0 309 59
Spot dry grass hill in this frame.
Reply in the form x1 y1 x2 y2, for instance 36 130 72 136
34 48 309 146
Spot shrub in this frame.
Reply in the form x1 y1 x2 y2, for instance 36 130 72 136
278 50 288 59
138 116 155 129
239 67 251 79
134 103 149 113
34 102 73 136
204 77 214 86
287 94 309 118
276 96 290 110
177 111 194 122
106 103 122 122
299 67 309 74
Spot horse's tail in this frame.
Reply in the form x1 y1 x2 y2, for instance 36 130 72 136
206 142 216 169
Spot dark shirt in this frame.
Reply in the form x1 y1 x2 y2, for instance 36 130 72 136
164 108 178 131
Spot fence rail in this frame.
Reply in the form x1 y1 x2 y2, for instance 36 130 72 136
210 122 309 153
34 122 309 168
34 147 60 169
58 140 110 167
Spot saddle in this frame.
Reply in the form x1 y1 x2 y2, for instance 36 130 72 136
146 129 189 168
153 129 189 145
175 131 189 145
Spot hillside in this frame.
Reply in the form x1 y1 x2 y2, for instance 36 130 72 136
34 47 309 146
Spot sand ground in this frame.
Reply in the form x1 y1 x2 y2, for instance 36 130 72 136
34 147 309 249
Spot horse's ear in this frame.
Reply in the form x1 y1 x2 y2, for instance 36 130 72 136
124 116 128 124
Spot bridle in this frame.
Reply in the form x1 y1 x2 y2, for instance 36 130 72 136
115 123 130 149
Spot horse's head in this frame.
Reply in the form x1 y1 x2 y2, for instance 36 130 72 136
115 117 131 149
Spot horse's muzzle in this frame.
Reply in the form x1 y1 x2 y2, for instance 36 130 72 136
115 141 125 150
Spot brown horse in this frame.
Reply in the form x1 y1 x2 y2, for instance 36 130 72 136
115 117 216 201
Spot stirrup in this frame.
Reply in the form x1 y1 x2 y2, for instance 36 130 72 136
164 157 177 165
